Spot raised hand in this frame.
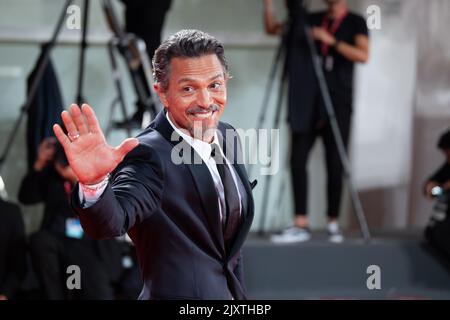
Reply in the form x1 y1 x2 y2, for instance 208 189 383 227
53 104 139 185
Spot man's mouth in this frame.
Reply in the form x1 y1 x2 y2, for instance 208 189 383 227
187 104 220 120
189 110 215 119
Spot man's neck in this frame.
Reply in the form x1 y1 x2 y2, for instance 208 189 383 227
167 111 214 144
328 2 347 19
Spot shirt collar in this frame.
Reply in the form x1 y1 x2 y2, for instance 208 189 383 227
165 111 220 162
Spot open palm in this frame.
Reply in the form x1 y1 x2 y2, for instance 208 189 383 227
53 104 139 185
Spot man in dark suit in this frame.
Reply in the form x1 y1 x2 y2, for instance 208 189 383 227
53 29 255 300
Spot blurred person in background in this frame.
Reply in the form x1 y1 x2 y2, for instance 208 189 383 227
424 129 450 205
18 137 127 299
264 0 369 243
424 129 450 261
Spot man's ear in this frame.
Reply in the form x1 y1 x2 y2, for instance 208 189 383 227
154 83 169 107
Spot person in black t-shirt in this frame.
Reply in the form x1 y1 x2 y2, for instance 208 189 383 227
264 0 369 243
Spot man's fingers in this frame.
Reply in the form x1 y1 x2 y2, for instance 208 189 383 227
61 107 79 137
115 138 139 161
81 104 102 134
53 124 71 149
70 104 89 135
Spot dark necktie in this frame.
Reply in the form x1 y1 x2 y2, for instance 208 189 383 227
211 144 241 249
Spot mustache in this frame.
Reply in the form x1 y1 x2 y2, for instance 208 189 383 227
186 104 220 115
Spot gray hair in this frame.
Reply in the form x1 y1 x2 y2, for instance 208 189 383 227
152 29 229 90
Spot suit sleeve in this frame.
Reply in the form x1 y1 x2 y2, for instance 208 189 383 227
71 144 164 239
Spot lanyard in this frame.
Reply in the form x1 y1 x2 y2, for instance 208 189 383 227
320 11 348 56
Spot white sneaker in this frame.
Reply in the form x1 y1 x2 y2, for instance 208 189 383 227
327 222 344 243
271 226 311 244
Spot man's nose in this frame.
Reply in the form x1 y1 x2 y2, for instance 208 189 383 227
197 88 212 108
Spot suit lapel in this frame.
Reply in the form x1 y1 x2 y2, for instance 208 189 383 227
152 111 225 253
217 126 254 260
185 153 225 253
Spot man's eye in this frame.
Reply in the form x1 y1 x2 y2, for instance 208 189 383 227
183 87 194 92
210 82 221 89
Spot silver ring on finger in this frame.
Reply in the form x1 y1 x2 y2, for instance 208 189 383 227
68 132 80 142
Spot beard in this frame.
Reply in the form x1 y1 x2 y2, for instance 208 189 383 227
188 118 219 142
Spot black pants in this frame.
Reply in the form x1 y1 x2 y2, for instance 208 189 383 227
290 100 352 218
28 230 117 300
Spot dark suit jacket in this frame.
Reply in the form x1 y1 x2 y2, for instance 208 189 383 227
72 111 255 300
